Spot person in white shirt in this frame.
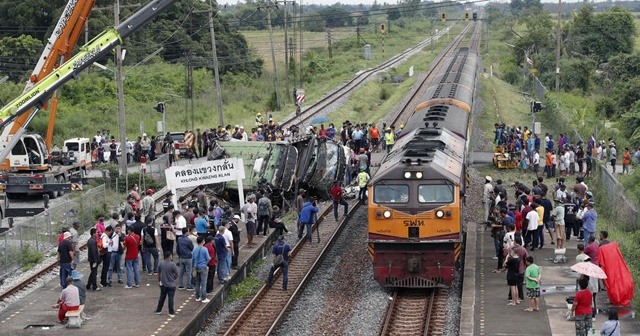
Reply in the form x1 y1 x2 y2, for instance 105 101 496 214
221 221 234 281
173 211 187 239
525 203 540 249
533 150 540 175
482 176 494 223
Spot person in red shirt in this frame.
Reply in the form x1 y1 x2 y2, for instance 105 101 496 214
330 181 349 221
318 124 327 140
204 236 217 293
123 227 140 288
571 278 593 334
583 235 599 266
369 124 380 152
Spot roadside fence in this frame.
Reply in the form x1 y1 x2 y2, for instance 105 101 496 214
0 185 107 279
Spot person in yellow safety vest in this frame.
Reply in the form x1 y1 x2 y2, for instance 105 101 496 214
255 113 263 127
384 127 396 153
357 166 370 201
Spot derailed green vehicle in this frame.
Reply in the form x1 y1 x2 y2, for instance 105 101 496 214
208 137 347 198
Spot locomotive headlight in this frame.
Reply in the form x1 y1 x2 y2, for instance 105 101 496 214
383 210 392 218
415 171 423 179
436 210 445 218
404 171 411 179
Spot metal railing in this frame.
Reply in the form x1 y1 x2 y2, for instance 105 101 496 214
0 185 107 279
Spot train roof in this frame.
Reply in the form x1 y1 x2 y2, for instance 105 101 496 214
373 127 465 184
401 103 470 139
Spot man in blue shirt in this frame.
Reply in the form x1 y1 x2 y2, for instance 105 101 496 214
192 236 211 302
326 123 336 140
176 228 194 290
581 202 597 239
194 211 209 240
298 199 319 243
266 235 292 290
214 227 229 284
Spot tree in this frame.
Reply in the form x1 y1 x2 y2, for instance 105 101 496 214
566 5 635 63
387 7 402 21
305 12 326 32
511 0 541 15
512 8 553 66
0 35 43 81
606 54 640 83
613 77 640 115
318 7 352 27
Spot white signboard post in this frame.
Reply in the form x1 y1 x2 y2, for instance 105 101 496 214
165 158 245 210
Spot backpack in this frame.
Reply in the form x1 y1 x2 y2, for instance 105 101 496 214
144 228 154 245
258 199 269 216
97 237 106 255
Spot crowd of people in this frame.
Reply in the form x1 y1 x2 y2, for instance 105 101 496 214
494 123 635 177
54 179 299 322
482 168 622 335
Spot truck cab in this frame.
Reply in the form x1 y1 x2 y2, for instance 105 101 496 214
63 138 92 168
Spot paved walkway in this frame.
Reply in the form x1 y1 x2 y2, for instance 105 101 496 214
470 224 640 335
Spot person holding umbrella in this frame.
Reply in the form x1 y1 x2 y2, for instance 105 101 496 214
571 257 606 322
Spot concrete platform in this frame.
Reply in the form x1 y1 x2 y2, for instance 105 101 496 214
0 209 321 335
461 224 640 336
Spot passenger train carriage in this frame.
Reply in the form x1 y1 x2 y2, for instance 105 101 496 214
368 46 477 288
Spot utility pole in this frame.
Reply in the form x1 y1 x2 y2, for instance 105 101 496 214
299 0 303 85
207 0 224 126
327 30 333 59
115 0 127 176
263 3 281 110
282 0 290 103
290 36 295 88
430 19 434 55
555 0 562 92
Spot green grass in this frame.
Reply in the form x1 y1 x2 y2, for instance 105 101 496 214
226 259 267 302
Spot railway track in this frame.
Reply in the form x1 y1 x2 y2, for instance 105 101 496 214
0 184 198 302
280 26 453 128
222 198 360 336
387 22 477 127
380 288 449 336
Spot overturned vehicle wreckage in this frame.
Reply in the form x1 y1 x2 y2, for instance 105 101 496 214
207 137 348 198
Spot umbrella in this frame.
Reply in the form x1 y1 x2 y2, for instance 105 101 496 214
570 262 607 279
310 116 329 125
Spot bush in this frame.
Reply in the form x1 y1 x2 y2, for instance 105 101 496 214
21 244 44 272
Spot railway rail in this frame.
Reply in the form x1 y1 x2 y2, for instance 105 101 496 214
280 26 453 128
222 199 360 336
0 184 197 302
380 288 449 336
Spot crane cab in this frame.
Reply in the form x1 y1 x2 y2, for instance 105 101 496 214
5 133 49 171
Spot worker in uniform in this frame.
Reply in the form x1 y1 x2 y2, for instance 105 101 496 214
357 166 370 201
384 127 396 153
255 113 262 127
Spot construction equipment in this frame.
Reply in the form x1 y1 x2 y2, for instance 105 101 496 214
493 146 520 169
0 0 179 222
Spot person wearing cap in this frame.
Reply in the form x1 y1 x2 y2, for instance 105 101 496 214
482 176 494 224
384 126 395 153
70 221 81 269
357 147 369 173
266 235 292 290
70 270 88 315
330 180 348 221
142 189 155 219
551 198 566 249
357 166 370 201
609 141 617 173
52 276 80 323
58 231 75 288
142 216 160 276
229 215 243 269
162 191 174 214
581 202 597 240
141 132 150 155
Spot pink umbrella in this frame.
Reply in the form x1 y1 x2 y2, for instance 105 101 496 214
570 262 607 279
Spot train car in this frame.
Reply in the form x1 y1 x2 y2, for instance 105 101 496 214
367 47 478 288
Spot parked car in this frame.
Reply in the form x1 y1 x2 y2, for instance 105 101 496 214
155 132 187 158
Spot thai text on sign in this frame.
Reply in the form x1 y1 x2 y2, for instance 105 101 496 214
165 158 245 190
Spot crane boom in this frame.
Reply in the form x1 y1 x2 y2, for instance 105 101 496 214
1 0 97 154
0 0 176 132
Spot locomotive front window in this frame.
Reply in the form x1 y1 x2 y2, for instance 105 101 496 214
418 184 454 203
374 185 409 203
